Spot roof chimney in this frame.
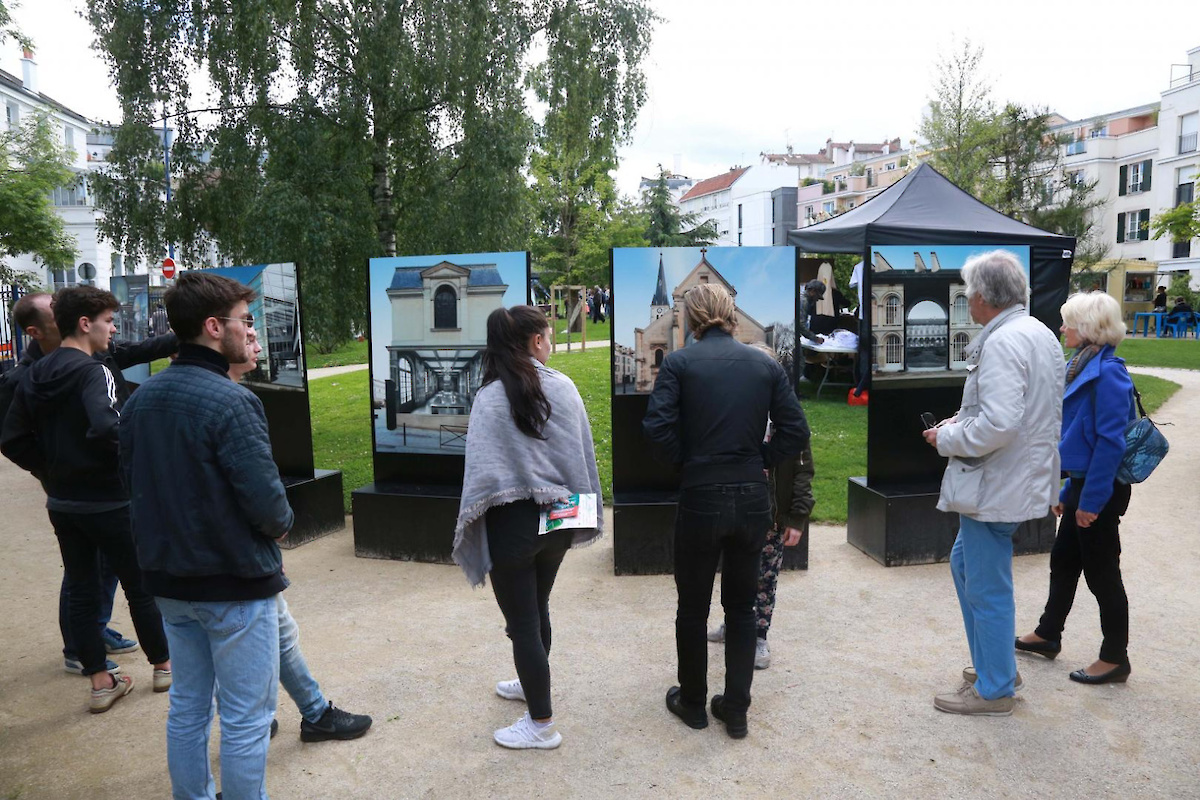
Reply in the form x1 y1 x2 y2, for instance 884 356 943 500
20 48 38 94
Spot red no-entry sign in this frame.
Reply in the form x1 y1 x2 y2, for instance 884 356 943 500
162 257 176 279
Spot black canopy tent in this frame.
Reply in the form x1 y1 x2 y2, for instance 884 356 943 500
786 162 1076 332
786 164 1071 565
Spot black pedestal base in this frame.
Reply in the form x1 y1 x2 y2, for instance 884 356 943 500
279 469 345 549
846 477 1056 566
351 482 461 564
613 492 808 576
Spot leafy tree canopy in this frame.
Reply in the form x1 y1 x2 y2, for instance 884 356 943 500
86 0 654 350
0 112 78 289
642 165 717 248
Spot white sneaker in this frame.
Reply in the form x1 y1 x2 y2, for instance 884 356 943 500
754 638 771 670
493 712 562 750
496 678 526 702
707 623 726 643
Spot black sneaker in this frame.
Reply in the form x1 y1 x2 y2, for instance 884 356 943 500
711 694 748 739
299 703 373 742
666 686 708 729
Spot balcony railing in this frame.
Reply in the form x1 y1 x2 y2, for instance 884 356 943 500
1180 132 1198 154
1066 141 1087 156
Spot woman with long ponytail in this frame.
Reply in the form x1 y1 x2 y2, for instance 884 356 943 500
454 305 603 750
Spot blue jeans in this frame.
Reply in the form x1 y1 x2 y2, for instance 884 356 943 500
59 553 118 658
277 594 328 723
950 516 1019 700
155 596 280 800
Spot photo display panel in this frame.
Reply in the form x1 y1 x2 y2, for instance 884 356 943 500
611 246 798 493
368 252 531 485
864 245 1030 486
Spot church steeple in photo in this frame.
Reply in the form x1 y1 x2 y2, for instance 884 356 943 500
651 253 671 308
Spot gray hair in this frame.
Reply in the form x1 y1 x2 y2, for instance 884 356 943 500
961 250 1028 309
1060 291 1126 347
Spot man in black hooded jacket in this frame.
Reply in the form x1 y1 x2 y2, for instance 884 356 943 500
1 286 171 712
0 291 177 670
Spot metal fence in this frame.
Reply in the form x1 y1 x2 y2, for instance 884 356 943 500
0 284 25 373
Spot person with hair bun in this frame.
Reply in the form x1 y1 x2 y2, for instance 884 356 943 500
454 304 603 750
643 282 809 740
1017 291 1137 685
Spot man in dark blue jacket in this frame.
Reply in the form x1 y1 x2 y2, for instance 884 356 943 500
643 282 809 740
120 271 292 800
1 291 178 670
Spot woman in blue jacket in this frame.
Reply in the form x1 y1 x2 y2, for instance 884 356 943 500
1016 291 1136 685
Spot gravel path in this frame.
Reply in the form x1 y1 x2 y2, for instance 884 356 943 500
1 371 1197 799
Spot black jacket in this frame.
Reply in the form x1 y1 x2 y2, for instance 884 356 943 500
643 330 810 488
0 334 178 427
120 344 293 601
770 442 815 530
1 347 125 502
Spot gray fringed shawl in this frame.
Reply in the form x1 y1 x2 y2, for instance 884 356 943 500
453 360 604 587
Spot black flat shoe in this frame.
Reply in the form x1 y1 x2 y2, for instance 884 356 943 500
1015 637 1061 659
1069 662 1131 685
710 694 747 739
666 686 708 729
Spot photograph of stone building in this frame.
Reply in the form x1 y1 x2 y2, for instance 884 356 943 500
868 247 1021 382
612 246 795 395
368 252 527 455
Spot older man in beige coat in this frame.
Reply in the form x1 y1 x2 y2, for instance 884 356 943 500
923 250 1065 716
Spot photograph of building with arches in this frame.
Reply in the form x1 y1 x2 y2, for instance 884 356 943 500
869 246 1029 384
612 246 796 395
368 252 528 455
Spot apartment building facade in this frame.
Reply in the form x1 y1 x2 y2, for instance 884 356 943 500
677 162 800 247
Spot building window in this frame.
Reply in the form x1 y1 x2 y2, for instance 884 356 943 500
433 285 457 329
952 332 970 363
737 204 743 229
64 125 74 152
822 201 834 216
737 232 742 246
396 358 413 404
952 294 969 325
884 294 900 325
884 334 902 365
1088 126 1106 138
5 102 17 130
1128 162 1143 193
654 349 664 367
805 205 814 219
885 162 896 171
1128 213 1145 241
1068 170 1085 188
52 268 77 291
1180 112 1198 154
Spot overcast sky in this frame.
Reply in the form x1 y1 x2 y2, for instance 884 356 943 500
4 0 1196 197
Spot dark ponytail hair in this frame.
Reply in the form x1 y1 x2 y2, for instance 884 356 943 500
482 305 552 439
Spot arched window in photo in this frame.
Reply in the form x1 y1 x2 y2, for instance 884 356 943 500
885 294 901 325
952 332 970 363
885 333 903 364
952 294 969 325
434 285 457 329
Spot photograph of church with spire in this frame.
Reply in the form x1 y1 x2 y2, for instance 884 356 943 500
612 247 797 395
868 245 1029 385
368 252 528 455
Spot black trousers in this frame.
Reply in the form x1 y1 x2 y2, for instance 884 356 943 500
1035 478 1132 664
674 482 772 714
486 500 573 720
49 506 169 675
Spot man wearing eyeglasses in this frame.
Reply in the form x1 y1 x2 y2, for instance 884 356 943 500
120 271 293 800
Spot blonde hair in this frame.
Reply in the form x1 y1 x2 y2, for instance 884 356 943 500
684 283 737 338
1060 291 1126 347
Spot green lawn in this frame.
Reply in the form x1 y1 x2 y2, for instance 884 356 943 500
1115 337 1198 370
553 316 610 345
307 338 369 368
309 369 373 512
307 354 1182 521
